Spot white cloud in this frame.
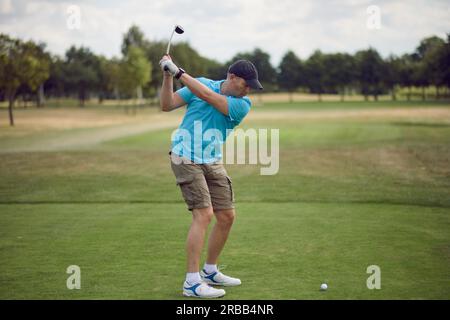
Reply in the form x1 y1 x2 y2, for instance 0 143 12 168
0 0 13 14
0 0 449 66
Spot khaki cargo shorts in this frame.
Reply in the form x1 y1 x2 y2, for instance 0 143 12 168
169 152 235 211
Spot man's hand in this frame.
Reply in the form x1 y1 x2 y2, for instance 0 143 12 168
159 55 179 77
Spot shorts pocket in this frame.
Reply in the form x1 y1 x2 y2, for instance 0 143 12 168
226 176 234 202
175 174 195 207
176 174 194 186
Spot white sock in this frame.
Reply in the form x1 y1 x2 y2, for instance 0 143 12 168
186 272 201 284
203 263 218 274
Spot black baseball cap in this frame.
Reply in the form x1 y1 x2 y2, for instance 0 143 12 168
228 60 263 90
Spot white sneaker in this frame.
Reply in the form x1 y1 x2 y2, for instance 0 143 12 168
200 269 242 287
182 281 226 298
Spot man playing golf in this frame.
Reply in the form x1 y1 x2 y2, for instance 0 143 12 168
159 55 263 298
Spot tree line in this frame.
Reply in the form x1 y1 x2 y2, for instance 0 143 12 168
277 35 450 103
1 25 449 126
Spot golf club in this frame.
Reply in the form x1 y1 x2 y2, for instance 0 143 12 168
164 25 184 72
166 25 184 55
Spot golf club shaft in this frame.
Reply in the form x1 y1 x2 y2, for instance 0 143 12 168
166 29 176 55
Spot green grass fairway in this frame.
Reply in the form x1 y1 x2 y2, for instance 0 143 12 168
0 101 449 299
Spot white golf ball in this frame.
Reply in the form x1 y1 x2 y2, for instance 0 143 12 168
320 283 328 291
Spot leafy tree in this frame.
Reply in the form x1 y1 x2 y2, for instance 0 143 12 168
15 41 50 108
419 36 447 98
45 55 66 98
278 50 303 102
97 56 125 102
410 36 445 100
437 34 450 91
414 36 445 60
121 25 148 56
119 46 151 100
354 48 384 101
397 54 415 101
384 55 403 101
0 34 21 125
304 50 326 101
64 46 100 106
0 34 50 126
29 42 50 107
411 60 429 100
99 57 121 99
323 53 355 101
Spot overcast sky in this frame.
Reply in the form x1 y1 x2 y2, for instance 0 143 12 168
1 0 449 65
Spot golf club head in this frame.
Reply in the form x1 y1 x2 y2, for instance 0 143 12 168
175 25 184 34
166 25 184 57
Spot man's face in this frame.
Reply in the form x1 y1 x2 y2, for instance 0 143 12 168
230 74 251 97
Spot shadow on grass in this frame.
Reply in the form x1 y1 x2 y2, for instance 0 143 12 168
391 122 450 128
1 199 448 208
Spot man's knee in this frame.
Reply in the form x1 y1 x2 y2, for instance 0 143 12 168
215 209 235 226
193 207 214 225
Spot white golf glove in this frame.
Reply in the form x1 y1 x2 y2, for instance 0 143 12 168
159 57 179 77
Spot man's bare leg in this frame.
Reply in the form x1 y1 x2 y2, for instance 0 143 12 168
200 208 241 286
186 206 214 272
206 209 235 265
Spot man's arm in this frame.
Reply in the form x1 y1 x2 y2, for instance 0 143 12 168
159 56 229 116
160 73 186 112
178 73 229 116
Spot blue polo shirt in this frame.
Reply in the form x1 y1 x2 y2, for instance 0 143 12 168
171 77 251 164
